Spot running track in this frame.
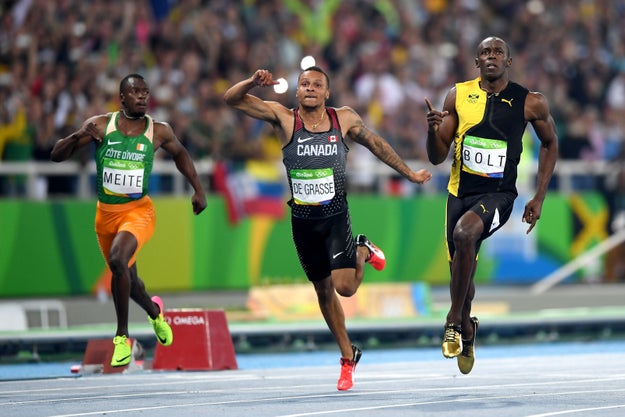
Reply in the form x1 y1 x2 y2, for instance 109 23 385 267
2 340 625 417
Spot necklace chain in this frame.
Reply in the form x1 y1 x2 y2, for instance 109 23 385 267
304 110 325 129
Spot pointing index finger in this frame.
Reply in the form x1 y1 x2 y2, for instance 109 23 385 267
425 97 434 112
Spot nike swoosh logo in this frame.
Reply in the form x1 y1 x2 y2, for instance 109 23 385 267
108 140 123 145
111 354 131 366
157 335 168 344
297 136 315 143
332 251 344 259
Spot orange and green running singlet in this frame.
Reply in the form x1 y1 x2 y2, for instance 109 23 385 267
96 112 155 204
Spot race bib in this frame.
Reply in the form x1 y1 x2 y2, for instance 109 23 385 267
462 135 507 178
290 168 335 205
102 158 145 196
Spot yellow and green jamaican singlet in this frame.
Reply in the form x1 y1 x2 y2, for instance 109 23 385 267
448 77 529 198
95 111 154 204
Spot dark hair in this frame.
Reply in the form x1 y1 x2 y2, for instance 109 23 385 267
119 73 145 95
300 66 330 89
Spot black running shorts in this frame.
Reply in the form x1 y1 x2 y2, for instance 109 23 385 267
445 192 516 260
291 210 357 281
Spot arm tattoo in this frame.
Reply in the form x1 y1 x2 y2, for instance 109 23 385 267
353 125 409 177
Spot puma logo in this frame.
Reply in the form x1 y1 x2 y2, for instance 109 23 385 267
501 98 513 107
489 208 501 232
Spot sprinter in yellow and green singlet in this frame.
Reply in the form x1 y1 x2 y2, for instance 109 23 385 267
425 37 558 375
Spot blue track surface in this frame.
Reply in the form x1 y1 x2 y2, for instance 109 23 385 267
1 339 622 381
4 339 625 417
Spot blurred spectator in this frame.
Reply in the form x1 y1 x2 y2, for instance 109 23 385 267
0 0 624 200
0 93 27 195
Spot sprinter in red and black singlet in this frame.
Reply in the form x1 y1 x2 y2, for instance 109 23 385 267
283 107 348 219
283 106 358 283
425 37 558 375
225 66 432 390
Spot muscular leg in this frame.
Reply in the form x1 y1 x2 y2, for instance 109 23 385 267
128 263 160 319
330 246 368 297
461 266 477 339
108 231 138 338
447 211 483 327
313 276 353 358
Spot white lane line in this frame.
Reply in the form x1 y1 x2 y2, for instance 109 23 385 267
43 386 625 417
275 388 625 417
8 373 625 407
524 404 625 417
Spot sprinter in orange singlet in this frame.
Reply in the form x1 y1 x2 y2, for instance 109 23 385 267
51 74 207 367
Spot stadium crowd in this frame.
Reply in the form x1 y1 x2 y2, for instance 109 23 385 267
0 0 624 199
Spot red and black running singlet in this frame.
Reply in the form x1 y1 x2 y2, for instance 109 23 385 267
282 107 349 219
